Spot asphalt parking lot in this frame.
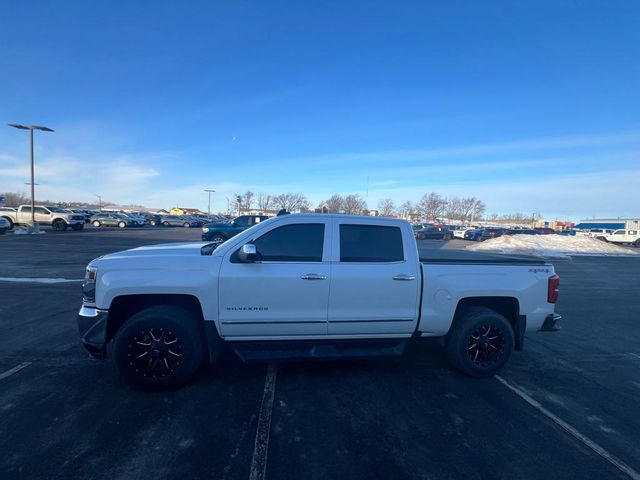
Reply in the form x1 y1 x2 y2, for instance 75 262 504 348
1 228 639 480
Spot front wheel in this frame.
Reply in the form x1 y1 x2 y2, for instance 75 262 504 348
53 220 67 231
634 239 640 248
445 306 514 377
92 220 101 227
210 234 226 246
163 221 170 227
112 305 205 389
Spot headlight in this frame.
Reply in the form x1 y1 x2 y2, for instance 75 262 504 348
85 267 97 283
202 227 209 233
83 267 97 303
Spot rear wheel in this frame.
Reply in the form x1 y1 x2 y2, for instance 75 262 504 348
163 221 170 227
183 222 191 228
1 217 14 229
118 221 126 228
445 306 514 377
113 305 205 389
634 239 640 248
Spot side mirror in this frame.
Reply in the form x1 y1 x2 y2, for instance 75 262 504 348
238 243 261 263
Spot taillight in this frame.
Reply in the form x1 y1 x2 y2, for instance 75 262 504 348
548 274 560 303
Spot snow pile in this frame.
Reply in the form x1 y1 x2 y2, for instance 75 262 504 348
466 234 639 257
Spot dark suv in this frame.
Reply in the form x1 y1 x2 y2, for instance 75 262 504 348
202 215 269 245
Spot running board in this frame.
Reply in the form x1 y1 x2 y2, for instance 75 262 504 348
231 339 410 363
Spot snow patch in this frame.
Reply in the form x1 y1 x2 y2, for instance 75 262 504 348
466 235 639 258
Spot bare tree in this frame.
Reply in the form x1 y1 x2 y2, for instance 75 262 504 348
256 192 272 211
398 201 414 219
343 194 367 214
323 194 345 213
444 196 463 221
417 192 445 221
273 193 310 212
242 191 255 209
377 198 396 217
456 197 485 223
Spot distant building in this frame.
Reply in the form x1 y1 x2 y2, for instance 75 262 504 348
170 207 205 215
575 218 640 230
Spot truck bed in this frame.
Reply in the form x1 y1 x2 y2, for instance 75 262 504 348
420 249 548 265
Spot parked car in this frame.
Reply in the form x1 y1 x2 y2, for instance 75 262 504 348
0 216 10 234
1 205 85 231
595 229 640 247
505 229 539 236
464 228 485 241
78 213 561 388
452 226 474 239
480 228 507 241
202 214 270 244
534 227 556 235
415 226 453 240
161 215 199 228
90 213 133 228
587 228 613 238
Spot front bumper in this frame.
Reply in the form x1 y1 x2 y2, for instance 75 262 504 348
78 305 109 359
539 313 561 332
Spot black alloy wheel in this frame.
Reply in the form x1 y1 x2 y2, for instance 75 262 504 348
127 328 184 379
445 306 514 377
466 324 506 368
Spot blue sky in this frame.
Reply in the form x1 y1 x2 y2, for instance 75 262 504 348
1 1 639 219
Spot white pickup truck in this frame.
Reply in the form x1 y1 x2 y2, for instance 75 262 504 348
78 214 561 388
595 229 640 247
1 205 85 231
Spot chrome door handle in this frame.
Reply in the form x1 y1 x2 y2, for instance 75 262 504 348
301 273 327 280
393 274 415 281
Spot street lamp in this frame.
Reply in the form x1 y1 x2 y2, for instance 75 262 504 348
204 189 216 215
8 123 54 226
95 194 102 211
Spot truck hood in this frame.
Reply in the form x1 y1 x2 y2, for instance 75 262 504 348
98 242 209 261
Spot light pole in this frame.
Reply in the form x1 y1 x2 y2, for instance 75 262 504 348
95 194 102 211
8 123 54 226
204 189 216 215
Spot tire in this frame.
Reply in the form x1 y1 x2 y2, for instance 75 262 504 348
112 305 205 389
71 224 84 231
150 220 156 226
445 306 514 378
52 220 67 231
1 217 13 230
118 221 126 228
210 234 226 246
163 221 170 227
92 220 101 227
183 222 190 228
634 239 640 248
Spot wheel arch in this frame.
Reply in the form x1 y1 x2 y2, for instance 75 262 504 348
450 296 525 351
106 294 221 362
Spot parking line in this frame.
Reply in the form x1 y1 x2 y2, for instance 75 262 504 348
249 363 277 480
0 362 32 381
496 375 640 480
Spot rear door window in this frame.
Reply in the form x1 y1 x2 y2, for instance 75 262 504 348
340 224 404 262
